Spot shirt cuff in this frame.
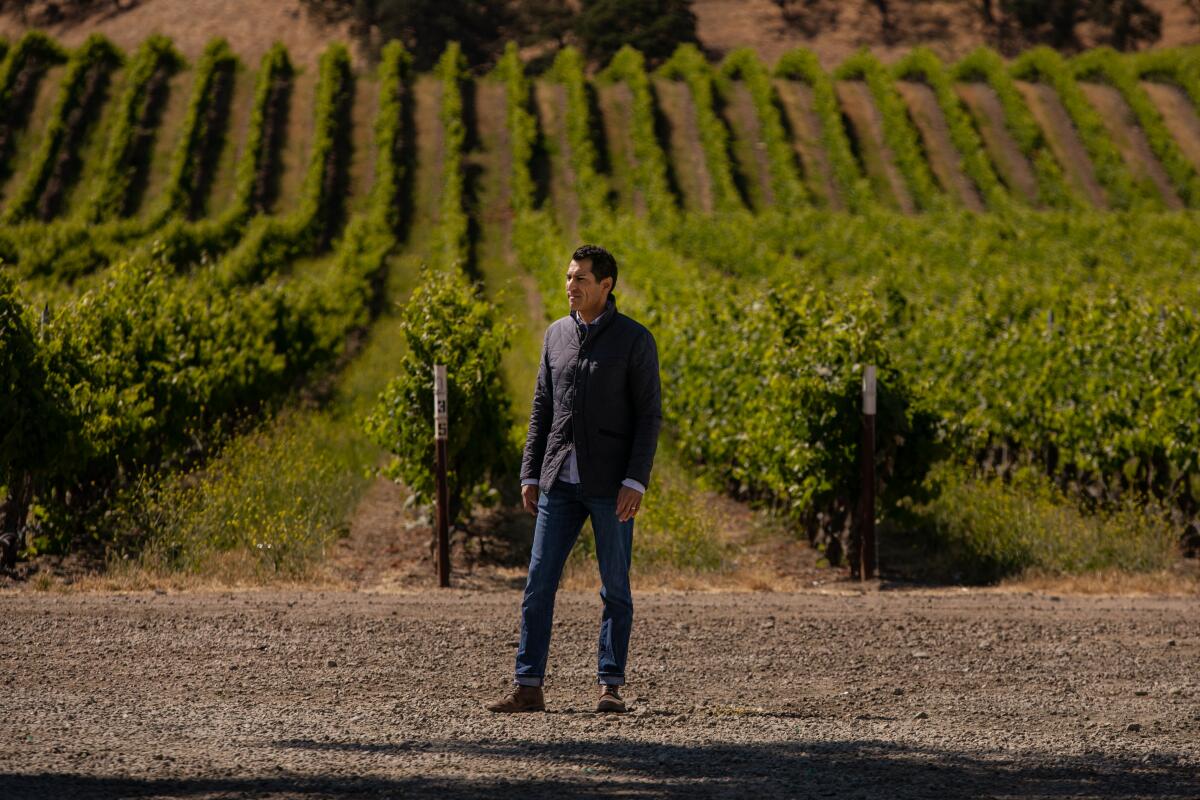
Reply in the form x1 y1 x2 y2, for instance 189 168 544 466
621 478 646 494
521 478 540 487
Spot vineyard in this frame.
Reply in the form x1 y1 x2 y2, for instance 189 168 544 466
2 30 1200 582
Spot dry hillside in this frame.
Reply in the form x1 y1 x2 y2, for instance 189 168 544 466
3 0 1200 68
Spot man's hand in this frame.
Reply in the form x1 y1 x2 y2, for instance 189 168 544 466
616 485 643 523
521 484 539 516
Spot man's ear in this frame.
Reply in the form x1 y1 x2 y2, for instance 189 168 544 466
603 276 613 294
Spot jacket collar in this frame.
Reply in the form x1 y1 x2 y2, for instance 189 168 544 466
571 295 618 345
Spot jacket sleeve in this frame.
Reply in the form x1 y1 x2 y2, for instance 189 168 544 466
521 328 553 483
624 328 663 489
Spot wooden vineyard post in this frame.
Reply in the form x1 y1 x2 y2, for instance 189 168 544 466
858 365 877 581
433 364 451 588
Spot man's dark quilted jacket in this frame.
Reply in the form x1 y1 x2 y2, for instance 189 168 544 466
520 296 662 496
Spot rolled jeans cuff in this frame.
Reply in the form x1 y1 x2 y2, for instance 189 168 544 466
597 674 625 686
514 675 543 687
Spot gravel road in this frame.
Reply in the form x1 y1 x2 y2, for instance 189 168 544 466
0 588 1197 799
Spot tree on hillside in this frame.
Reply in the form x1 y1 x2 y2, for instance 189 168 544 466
575 0 699 67
514 0 575 48
302 0 513 69
997 0 1161 50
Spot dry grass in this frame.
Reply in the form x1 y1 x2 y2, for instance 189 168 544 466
2 552 355 595
558 553 833 594
1001 565 1200 596
8 555 1198 597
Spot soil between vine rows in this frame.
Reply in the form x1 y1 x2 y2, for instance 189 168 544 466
0 589 1196 799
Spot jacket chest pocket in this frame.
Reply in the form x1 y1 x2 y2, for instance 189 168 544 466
585 355 628 402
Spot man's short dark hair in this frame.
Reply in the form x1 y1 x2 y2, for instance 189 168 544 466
573 244 617 292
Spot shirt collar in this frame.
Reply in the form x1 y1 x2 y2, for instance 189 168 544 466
571 297 614 329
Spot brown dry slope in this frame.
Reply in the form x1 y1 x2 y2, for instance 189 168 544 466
0 590 1196 799
0 0 354 69
6 0 1200 72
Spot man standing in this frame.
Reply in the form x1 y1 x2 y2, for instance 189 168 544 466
487 245 662 714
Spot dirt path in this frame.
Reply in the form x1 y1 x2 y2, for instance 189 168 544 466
467 78 544 404
132 65 194 218
956 81 1040 205
896 80 985 211
1141 80 1200 178
720 81 773 210
408 75 443 234
202 59 258 217
344 71 379 216
0 589 1195 799
595 82 644 216
1016 80 1108 208
773 79 843 209
1079 81 1182 209
0 63 63 209
836 80 914 213
56 64 123 221
532 80 581 239
271 63 314 215
653 78 714 214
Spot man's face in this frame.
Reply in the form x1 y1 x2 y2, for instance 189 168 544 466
566 258 611 315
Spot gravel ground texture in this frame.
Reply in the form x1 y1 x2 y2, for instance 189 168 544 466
0 588 1197 799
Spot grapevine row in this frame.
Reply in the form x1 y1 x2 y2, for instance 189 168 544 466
436 42 470 268
719 48 808 208
360 42 513 524
547 47 609 220
214 43 353 287
659 207 1200 525
658 43 743 213
0 31 67 176
1073 46 1200 207
0 42 411 548
506 50 929 558
773 48 872 212
951 47 1081 208
151 37 239 221
598 46 677 221
1134 47 1200 106
1011 46 1158 209
1 40 283 283
835 50 945 211
85 34 182 222
894 47 1008 209
2 33 121 223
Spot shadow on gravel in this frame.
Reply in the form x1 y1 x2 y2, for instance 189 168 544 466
6 738 1193 799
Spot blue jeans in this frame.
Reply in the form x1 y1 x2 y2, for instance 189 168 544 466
514 479 634 687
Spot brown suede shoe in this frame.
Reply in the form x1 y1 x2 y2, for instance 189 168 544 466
486 684 545 713
596 685 626 713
